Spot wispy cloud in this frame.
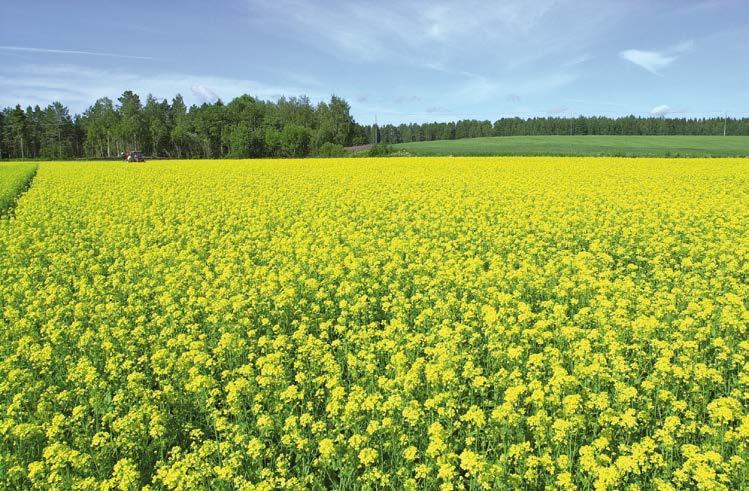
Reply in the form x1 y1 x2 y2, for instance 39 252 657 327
0 46 155 60
619 40 694 74
191 84 219 103
244 0 620 120
247 0 616 68
0 63 321 112
620 50 676 74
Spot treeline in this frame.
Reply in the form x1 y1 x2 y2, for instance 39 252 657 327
365 116 749 144
0 92 369 159
4 98 749 160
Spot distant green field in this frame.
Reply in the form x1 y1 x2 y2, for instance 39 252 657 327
393 135 749 157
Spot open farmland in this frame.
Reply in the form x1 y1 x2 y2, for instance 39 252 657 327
392 135 749 157
1 158 748 489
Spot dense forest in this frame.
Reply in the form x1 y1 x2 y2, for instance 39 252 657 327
0 92 369 160
365 116 749 144
2 91 749 159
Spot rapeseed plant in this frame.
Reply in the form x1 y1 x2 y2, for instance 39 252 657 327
0 157 747 489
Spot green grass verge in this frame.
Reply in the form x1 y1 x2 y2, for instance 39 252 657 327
393 135 749 157
0 162 38 214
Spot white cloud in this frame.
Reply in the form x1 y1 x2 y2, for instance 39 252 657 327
651 104 672 116
619 50 676 73
619 40 695 74
0 63 321 113
0 46 154 60
191 84 219 103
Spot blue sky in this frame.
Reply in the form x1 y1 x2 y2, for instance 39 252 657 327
0 0 747 124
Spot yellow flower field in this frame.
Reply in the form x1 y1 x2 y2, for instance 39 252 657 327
0 157 747 490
